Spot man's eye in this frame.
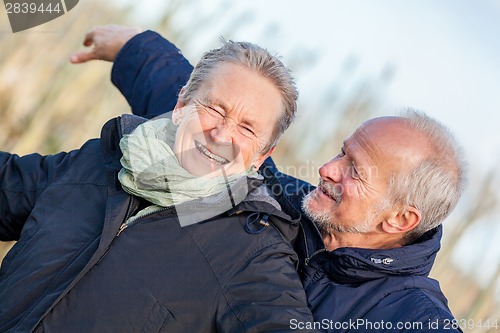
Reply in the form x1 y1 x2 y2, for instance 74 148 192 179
351 164 360 179
338 147 346 157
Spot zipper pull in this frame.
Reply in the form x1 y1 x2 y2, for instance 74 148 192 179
305 249 327 267
116 223 128 236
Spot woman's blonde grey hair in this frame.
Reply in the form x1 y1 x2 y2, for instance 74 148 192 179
178 39 298 152
387 109 468 243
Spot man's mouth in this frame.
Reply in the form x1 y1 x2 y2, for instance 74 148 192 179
194 141 230 165
318 179 342 204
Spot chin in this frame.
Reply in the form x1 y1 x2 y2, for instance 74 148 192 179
302 190 322 211
302 193 332 229
179 159 207 176
188 164 218 177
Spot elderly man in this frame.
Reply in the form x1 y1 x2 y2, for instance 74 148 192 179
76 26 467 332
0 33 316 332
288 112 466 332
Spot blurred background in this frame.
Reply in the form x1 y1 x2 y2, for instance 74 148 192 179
1 0 499 331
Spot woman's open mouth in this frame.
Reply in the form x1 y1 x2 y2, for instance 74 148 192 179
194 140 230 165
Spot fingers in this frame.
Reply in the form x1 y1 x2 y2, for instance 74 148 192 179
82 30 95 47
69 50 95 64
70 24 144 64
69 29 97 64
69 30 97 63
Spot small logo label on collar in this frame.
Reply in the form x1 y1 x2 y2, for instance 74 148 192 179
370 257 394 265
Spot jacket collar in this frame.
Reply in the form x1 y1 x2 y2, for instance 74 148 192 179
311 226 442 283
100 114 149 172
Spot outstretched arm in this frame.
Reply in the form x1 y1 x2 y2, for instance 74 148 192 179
70 25 193 117
69 25 143 64
0 151 77 241
111 30 193 116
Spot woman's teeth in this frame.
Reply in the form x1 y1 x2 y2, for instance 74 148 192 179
195 141 229 165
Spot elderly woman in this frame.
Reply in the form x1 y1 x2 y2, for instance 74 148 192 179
0 39 315 332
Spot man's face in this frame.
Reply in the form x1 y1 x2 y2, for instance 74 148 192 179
303 118 426 237
173 62 282 176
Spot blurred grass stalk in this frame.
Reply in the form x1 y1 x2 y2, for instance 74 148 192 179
0 0 498 331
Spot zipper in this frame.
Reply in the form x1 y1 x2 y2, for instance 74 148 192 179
299 222 310 260
301 213 327 267
96 196 138 263
116 205 174 236
304 249 327 266
116 223 128 237
115 196 137 235
299 220 326 266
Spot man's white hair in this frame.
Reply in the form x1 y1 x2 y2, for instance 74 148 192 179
388 109 468 242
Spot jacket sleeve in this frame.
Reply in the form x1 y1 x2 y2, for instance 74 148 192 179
111 30 193 117
218 239 318 333
0 151 75 241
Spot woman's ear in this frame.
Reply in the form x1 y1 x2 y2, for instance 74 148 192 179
252 146 276 170
172 107 183 126
172 104 186 126
172 88 186 125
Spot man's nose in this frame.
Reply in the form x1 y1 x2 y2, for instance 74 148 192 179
319 158 344 183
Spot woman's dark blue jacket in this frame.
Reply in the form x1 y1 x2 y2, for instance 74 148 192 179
0 82 313 332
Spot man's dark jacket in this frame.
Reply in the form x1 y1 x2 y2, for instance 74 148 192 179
115 31 462 332
0 114 314 331
268 165 461 333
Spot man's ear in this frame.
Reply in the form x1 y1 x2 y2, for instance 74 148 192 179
252 146 276 170
381 206 421 234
